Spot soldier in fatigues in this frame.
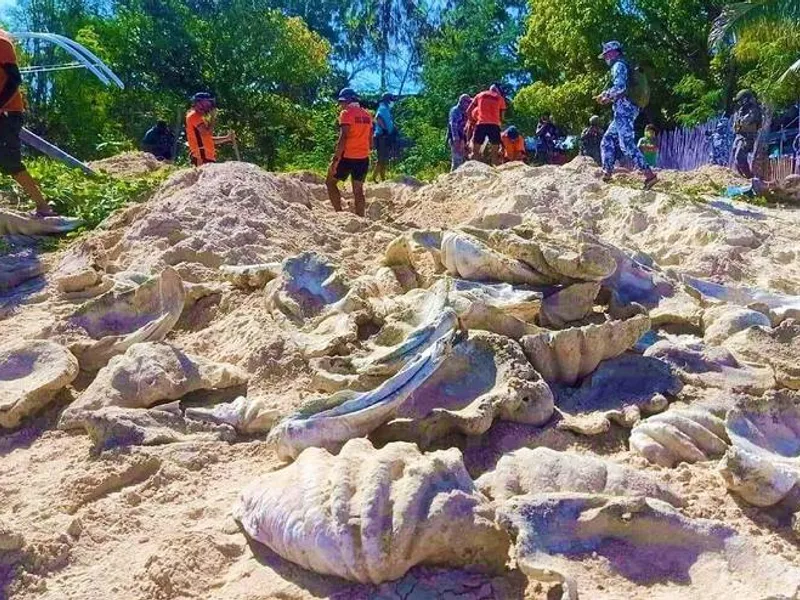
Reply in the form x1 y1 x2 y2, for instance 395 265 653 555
708 115 733 166
580 115 604 166
595 40 657 190
732 89 763 179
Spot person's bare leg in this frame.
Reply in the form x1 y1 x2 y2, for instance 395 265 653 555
352 180 366 217
472 141 481 163
489 144 500 166
372 160 386 183
13 170 52 215
326 175 343 211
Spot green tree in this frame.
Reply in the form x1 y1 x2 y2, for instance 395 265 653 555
10 0 331 167
517 0 726 130
710 0 800 79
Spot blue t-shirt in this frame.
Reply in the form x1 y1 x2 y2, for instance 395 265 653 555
375 102 394 136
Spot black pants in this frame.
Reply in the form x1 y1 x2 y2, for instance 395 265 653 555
472 124 501 145
334 157 370 182
375 133 392 162
0 112 25 176
734 134 755 179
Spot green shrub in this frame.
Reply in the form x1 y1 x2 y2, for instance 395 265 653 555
0 157 171 230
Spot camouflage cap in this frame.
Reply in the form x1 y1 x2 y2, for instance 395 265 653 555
599 40 623 58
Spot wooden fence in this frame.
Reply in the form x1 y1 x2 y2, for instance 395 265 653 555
768 155 797 182
657 119 719 171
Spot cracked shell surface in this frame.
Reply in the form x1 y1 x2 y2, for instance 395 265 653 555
0 339 78 429
51 267 186 371
234 438 510 584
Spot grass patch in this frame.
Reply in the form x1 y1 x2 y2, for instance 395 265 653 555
0 157 172 231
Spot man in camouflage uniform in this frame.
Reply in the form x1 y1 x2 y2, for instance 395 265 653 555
580 115 604 165
595 40 657 190
709 115 733 166
732 89 763 179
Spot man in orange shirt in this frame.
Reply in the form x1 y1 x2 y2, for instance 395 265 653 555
0 30 53 217
501 126 526 163
467 83 507 166
326 88 373 217
185 93 234 166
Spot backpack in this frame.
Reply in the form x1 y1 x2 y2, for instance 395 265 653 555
623 61 650 109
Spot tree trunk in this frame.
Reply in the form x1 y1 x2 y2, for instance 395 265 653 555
753 105 773 180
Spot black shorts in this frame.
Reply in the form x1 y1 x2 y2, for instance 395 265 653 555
334 157 369 182
0 112 25 176
472 123 501 145
375 134 392 162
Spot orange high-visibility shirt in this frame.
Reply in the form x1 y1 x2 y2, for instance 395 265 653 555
0 32 25 112
502 133 526 161
186 109 216 162
339 103 373 159
471 90 506 126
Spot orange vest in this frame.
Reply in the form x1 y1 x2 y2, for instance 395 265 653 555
0 32 24 112
186 110 216 162
339 104 373 159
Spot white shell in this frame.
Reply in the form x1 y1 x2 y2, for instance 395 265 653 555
234 438 510 584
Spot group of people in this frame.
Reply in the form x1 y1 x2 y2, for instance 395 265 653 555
444 41 658 190
1 25 775 223
146 88 397 217
446 85 526 170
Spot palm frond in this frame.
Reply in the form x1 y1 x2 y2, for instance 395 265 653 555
710 0 800 49
778 56 800 82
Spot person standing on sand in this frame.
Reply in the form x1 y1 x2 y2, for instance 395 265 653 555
732 89 763 180
372 93 395 183
595 40 657 190
185 93 235 167
536 115 557 164
0 29 54 217
467 83 506 166
326 87 373 217
580 115 604 166
447 94 472 171
637 124 659 168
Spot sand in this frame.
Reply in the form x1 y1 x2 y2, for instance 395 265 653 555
2 157 800 600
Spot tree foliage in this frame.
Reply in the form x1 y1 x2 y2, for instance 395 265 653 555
517 0 727 129
3 0 800 185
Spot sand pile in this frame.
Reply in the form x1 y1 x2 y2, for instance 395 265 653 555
89 151 169 178
397 159 800 293
61 163 398 279
2 158 800 600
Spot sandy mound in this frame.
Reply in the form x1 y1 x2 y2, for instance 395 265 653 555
2 158 800 600
396 161 800 293
620 164 747 196
89 151 168 177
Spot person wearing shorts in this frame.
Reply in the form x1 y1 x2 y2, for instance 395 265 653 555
0 30 53 217
327 87 373 217
371 93 395 183
467 84 507 165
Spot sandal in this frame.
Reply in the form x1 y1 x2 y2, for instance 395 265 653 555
30 206 59 218
602 173 613 183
